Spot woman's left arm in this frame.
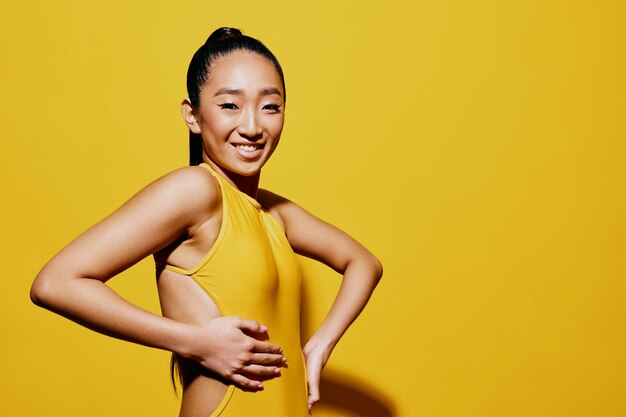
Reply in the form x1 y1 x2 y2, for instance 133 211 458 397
267 192 383 411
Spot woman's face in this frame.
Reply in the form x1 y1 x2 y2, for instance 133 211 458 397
190 50 285 177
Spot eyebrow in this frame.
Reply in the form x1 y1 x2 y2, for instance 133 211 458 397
213 87 282 97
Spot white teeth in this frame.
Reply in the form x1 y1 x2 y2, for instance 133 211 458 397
234 144 262 152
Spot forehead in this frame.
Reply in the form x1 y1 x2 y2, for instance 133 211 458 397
205 51 282 93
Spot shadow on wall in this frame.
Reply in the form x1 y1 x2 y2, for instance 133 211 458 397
300 260 395 416
314 369 397 417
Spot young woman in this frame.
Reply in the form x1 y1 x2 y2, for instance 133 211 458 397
30 27 383 417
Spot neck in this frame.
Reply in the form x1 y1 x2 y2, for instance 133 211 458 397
203 160 260 199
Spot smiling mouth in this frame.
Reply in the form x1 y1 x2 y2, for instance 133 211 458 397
231 143 265 152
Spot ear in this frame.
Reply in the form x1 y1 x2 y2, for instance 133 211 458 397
181 98 202 134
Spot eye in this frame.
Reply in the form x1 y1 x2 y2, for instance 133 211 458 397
218 102 238 110
263 103 281 112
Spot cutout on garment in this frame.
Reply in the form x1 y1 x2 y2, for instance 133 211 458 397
153 165 235 416
161 267 235 417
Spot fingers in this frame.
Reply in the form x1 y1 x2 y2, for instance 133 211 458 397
240 364 282 376
229 316 283 353
253 340 283 354
307 358 322 411
234 317 268 334
247 352 287 366
308 382 321 411
230 373 264 391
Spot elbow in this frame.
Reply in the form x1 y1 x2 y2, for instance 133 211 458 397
30 273 57 308
30 276 47 307
342 250 383 283
364 252 383 284
373 256 383 283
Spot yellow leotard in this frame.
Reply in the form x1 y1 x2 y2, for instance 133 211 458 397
156 162 309 416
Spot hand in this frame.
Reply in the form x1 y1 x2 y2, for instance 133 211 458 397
302 338 333 411
183 316 286 390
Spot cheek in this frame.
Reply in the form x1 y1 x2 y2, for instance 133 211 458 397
268 115 285 136
203 111 235 135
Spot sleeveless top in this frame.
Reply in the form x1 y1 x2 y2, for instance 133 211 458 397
155 162 309 416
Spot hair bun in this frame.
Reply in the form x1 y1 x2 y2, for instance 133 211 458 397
205 27 243 44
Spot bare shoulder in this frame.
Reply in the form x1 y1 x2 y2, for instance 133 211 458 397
257 188 317 216
153 164 219 200
34 164 222 284
256 188 324 237
258 188 380 274
257 188 305 230
149 165 220 212
257 188 292 209
118 165 219 234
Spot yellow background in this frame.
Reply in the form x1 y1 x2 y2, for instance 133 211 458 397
1 1 625 416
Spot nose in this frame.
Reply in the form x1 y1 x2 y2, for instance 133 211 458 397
237 108 263 140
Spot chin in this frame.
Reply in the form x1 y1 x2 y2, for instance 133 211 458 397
231 161 265 176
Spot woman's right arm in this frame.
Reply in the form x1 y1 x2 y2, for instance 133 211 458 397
30 166 283 389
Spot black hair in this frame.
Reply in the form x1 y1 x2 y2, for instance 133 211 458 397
186 26 286 166
170 27 286 395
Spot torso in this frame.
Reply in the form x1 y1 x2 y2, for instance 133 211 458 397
152 163 307 417
154 175 286 325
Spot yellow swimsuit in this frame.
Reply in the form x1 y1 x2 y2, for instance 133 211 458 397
156 162 309 416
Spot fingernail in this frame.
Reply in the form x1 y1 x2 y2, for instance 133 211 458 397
282 357 287 362
258 383 264 389
274 368 281 374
